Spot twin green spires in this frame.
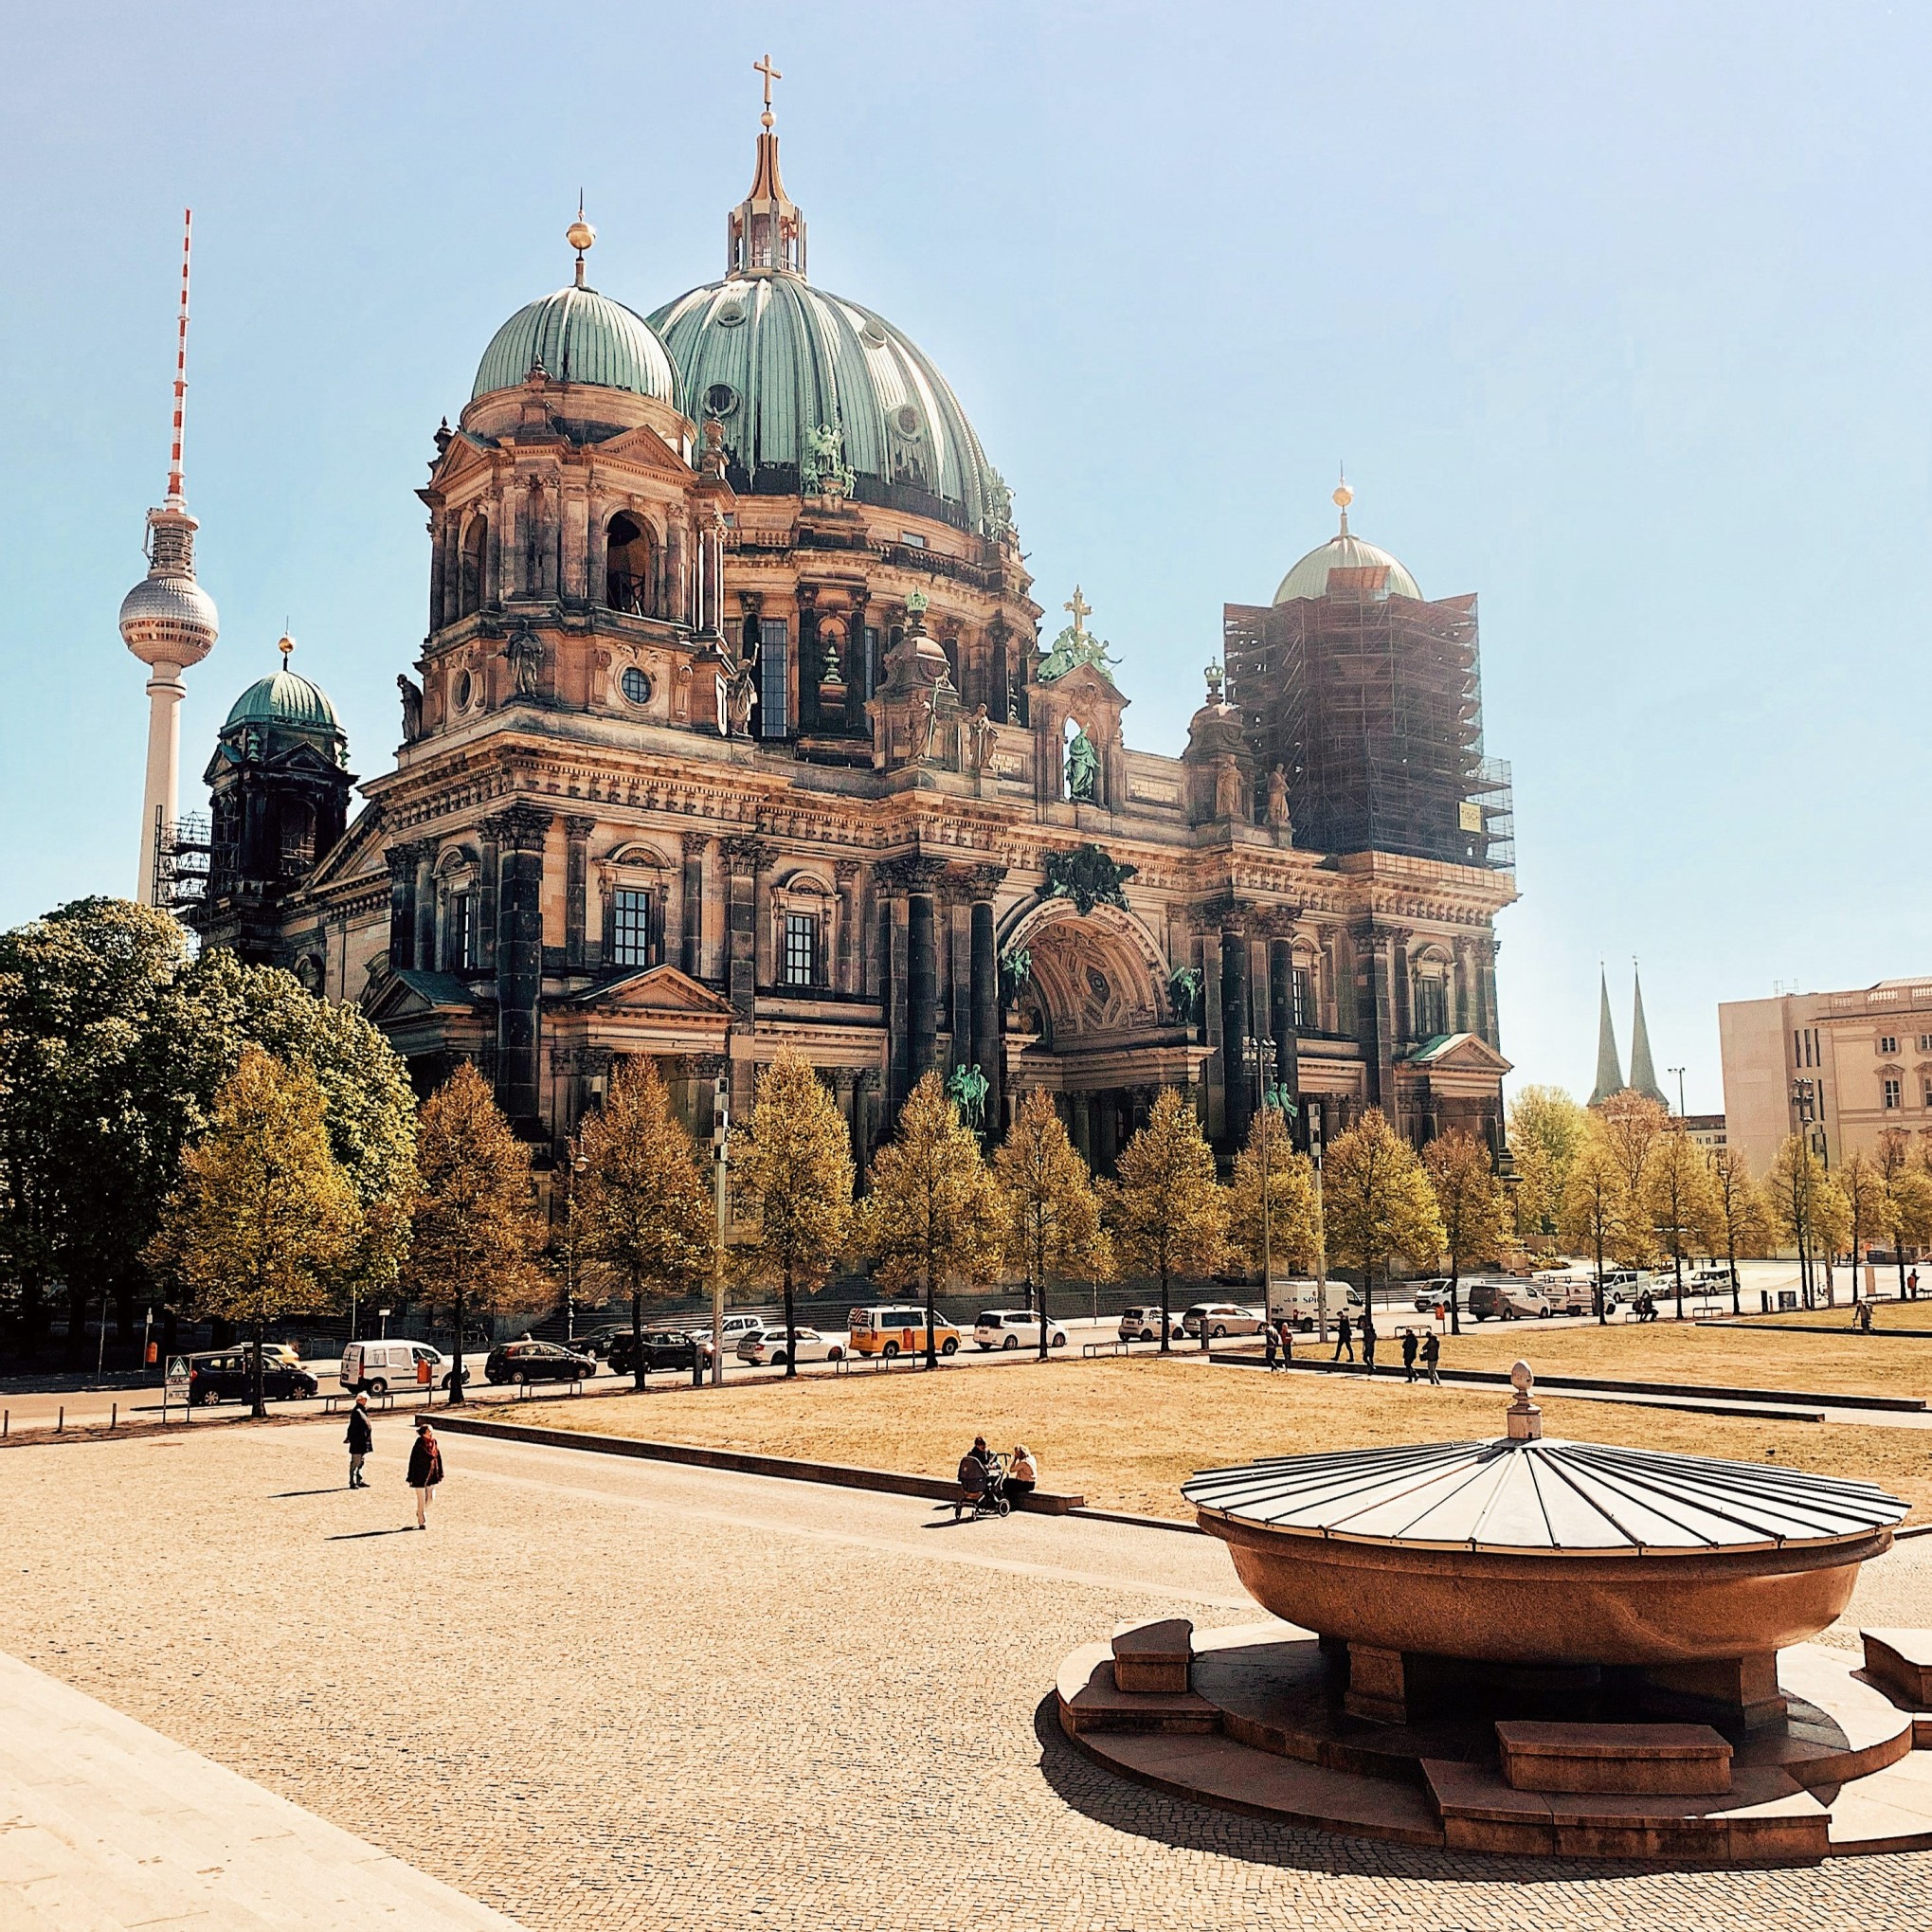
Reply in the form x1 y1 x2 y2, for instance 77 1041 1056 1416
1590 964 1670 1109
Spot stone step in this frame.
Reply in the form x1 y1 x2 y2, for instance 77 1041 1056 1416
1111 1616 1193 1693
1495 1719 1731 1796
1423 1757 1830 1865
1826 1748 1932 1854
1862 1627 1932 1742
1056 1639 1219 1734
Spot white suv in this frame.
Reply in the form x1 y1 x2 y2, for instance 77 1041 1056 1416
974 1309 1070 1350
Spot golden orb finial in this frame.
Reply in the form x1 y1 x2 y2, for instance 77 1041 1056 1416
278 631 295 662
1333 466 1353 534
568 195 596 287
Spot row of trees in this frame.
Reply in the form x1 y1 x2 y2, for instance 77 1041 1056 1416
1508 1086 1932 1316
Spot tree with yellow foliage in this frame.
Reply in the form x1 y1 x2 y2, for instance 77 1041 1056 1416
1322 1110 1444 1308
1646 1121 1720 1318
993 1090 1104 1361
1104 1088 1226 1354
1422 1129 1511 1335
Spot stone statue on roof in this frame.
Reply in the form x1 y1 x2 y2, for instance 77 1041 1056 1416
1037 585 1119 684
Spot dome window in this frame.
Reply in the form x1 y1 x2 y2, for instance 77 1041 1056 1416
454 669 474 711
860 317 889 349
715 298 748 328
704 381 741 418
892 405 922 439
605 513 657 616
621 666 653 707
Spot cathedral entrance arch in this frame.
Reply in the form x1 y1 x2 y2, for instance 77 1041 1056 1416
1000 897 1208 1170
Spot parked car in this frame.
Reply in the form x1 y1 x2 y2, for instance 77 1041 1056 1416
575 1325 632 1360
188 1350 318 1406
1595 1269 1646 1306
1409 1277 1454 1310
1181 1302 1267 1340
1466 1281 1554 1321
484 1340 596 1384
974 1309 1071 1350
738 1326 846 1366
846 1305 962 1358
606 1329 699 1376
340 1340 464 1393
1118 1306 1185 1344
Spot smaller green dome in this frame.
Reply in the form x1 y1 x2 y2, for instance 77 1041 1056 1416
1274 531 1421 605
473 283 677 404
225 666 341 734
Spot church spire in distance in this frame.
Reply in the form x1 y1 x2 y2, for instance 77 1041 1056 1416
1628 961 1669 1107
1588 966 1624 1106
727 53 806 279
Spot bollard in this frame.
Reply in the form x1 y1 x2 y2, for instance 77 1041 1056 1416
58 1406 64 1434
112 1402 117 1430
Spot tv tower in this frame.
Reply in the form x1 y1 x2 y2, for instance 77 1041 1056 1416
120 210 219 907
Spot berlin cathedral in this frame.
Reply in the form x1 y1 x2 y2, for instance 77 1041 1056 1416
170 89 1516 1173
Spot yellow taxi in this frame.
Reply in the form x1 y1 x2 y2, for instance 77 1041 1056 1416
847 1304 962 1359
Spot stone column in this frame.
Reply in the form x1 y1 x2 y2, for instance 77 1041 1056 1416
1390 927 1414 1048
721 837 767 1116
1267 911 1301 1116
835 860 862 995
387 841 421 968
906 858 944 1094
561 479 588 603
478 822 500 970
1357 924 1396 1110
493 804 551 1123
681 834 706 978
563 816 595 968
854 1068 880 1177
944 876 973 1070
413 847 437 971
967 864 1006 1134
879 868 911 1110
1198 918 1226 1144
1220 905 1251 1151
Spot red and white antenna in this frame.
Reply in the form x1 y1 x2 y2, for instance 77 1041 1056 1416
166 208 191 507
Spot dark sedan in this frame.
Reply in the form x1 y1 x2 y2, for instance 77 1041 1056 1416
607 1328 701 1376
483 1340 596 1385
188 1350 319 1406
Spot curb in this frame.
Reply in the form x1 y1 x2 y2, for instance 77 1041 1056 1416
431 1413 1088 1513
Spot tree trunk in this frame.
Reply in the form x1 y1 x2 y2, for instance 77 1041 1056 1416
1728 1224 1741 1316
783 1266 798 1381
250 1317 266 1420
449 1280 467 1403
630 1287 646 1392
1037 1253 1049 1363
923 1255 937 1371
1158 1257 1170 1354
1672 1245 1684 1321
1448 1258 1460 1337
62 1276 89 1368
1594 1227 1606 1324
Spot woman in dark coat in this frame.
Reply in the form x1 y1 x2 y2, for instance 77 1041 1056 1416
345 1396 373 1489
406 1417 443 1528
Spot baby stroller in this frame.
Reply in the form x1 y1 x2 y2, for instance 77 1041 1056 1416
954 1449 1011 1520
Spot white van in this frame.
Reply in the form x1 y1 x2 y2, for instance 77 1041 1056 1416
339 1340 448 1394
1265 1279 1363 1333
1533 1270 1598 1315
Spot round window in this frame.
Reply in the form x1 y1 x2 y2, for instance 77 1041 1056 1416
893 404 922 439
704 381 740 418
621 666 653 708
859 316 889 350
715 298 747 328
454 669 473 711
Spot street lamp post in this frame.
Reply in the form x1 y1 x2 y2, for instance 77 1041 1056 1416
563 1146 588 1345
1669 1065 1687 1120
1309 1102 1328 1345
1240 1038 1280 1337
711 1073 731 1388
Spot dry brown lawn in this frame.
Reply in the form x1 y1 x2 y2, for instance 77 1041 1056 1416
1430 1312 1932 1403
519 1354 1932 1526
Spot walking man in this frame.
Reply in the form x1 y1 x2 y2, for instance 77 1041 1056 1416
1264 1322 1279 1371
1332 1310 1354 1363
1360 1307 1378 1375
1401 1328 1418 1383
1421 1328 1442 1385
1278 1318 1294 1363
345 1394 372 1489
406 1415 443 1529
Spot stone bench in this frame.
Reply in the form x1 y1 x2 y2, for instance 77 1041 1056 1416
1496 1720 1732 1796
1862 1628 1932 1744
1112 1617 1194 1694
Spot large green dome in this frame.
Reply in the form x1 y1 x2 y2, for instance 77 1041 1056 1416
224 664 341 735
1274 530 1421 605
473 283 677 405
649 276 1003 535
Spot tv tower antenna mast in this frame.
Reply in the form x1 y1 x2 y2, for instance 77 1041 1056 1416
120 209 220 908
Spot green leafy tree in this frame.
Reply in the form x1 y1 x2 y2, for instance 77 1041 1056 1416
1837 1147 1887 1301
733 1051 856 1379
1507 1086 1588 1242
1559 1137 1629 1321
856 1072 1000 1367
1769 1133 1851 1309
147 1049 356 1417
1875 1129 1932 1300
1595 1091 1670 1265
1646 1122 1721 1317
1322 1109 1444 1305
993 1090 1103 1360
1709 1147 1770 1313
1226 1108 1322 1282
572 1061 713 1389
1422 1129 1510 1334
1103 1088 1226 1353
406 1063 550 1399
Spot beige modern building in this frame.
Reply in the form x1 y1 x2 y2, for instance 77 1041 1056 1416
1719 981 1932 1177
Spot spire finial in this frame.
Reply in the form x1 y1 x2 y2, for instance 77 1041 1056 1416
567 192 595 288
1332 462 1353 537
167 209 192 508
1064 585 1091 636
278 628 295 664
754 52 782 128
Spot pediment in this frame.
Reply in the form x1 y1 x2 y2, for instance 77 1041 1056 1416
426 434 497 493
360 964 485 1023
305 805 388 891
571 964 732 1018
595 423 695 480
1402 1031 1512 1075
1031 662 1128 713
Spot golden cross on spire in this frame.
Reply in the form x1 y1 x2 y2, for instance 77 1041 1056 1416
1064 585 1091 634
754 52 782 129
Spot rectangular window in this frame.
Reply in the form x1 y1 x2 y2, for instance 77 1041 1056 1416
1881 1035 1899 1055
1923 1080 1932 1110
1919 1035 1932 1054
1414 978 1447 1038
1885 1078 1903 1110
447 892 474 971
1291 966 1315 1032
783 912 819 987
897 530 928 549
758 618 789 738
861 624 881 701
610 889 651 968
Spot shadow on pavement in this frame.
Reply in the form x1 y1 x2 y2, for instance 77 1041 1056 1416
325 1526 423 1541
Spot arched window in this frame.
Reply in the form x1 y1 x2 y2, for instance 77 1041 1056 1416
458 515 487 618
605 513 656 616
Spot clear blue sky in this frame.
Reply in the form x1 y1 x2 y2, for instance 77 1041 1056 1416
4 1 1927 1113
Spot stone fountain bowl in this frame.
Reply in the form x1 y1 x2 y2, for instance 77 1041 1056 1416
1183 1434 1905 1668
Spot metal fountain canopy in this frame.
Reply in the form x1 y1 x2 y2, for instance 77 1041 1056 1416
1183 1363 1906 1558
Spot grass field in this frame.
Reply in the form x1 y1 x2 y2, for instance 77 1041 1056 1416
519 1353 1932 1525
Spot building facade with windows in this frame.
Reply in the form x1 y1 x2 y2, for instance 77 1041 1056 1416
182 100 1516 1173
1719 981 1932 1178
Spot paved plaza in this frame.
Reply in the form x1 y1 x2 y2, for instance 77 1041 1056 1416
4 1420 1932 1930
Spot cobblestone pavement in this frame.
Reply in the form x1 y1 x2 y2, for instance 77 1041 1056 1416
2 1421 1930 1931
